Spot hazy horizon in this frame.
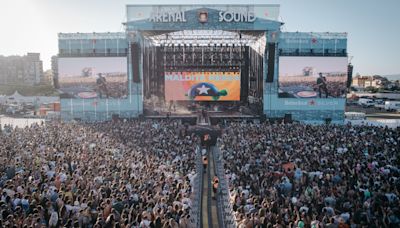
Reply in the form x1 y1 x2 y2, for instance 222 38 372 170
1 0 399 77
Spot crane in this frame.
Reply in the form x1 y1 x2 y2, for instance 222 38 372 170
348 56 353 64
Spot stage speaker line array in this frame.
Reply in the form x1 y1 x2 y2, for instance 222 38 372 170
131 43 141 83
284 113 292 124
266 43 276 83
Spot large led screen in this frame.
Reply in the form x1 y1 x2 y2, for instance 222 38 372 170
278 57 348 98
165 71 240 101
58 57 128 99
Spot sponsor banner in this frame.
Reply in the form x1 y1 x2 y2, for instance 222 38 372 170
265 97 346 111
283 99 341 106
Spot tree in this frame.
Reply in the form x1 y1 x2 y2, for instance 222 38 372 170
43 70 54 86
365 86 378 93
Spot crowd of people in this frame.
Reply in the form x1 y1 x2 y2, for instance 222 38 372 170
1 117 399 228
219 122 399 227
0 120 198 227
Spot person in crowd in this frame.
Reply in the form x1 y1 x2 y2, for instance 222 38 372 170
202 156 208 173
212 176 219 200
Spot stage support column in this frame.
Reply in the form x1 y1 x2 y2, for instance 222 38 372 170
263 31 280 117
127 31 143 116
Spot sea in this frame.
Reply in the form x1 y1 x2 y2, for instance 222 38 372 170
384 74 400 81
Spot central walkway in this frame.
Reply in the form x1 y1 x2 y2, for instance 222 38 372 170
198 112 221 228
196 112 236 228
201 146 220 228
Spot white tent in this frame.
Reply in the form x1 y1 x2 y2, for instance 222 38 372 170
8 91 25 100
1 91 59 105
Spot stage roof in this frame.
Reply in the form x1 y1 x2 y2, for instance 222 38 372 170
142 30 265 46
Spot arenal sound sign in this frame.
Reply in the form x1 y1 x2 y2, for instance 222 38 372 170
149 10 256 23
219 11 256 22
149 11 188 22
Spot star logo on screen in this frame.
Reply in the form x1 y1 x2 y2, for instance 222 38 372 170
197 85 210 94
186 82 228 101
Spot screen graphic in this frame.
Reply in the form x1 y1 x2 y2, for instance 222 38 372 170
165 71 240 101
278 57 348 98
58 57 128 99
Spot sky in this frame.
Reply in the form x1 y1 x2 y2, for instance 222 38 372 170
280 57 348 77
58 57 127 77
0 0 399 76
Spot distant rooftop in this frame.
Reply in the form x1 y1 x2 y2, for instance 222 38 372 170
58 32 126 40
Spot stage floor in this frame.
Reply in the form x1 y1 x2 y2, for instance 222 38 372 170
145 111 260 119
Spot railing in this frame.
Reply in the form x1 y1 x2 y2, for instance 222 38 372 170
189 145 203 228
279 50 347 57
213 145 237 228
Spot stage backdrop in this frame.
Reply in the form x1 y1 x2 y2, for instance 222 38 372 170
278 57 348 99
58 57 128 99
165 71 240 101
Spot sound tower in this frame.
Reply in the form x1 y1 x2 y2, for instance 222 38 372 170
131 43 141 83
266 43 276 83
284 113 292 123
241 46 249 102
325 118 332 125
347 64 353 88
112 114 120 122
260 114 267 123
